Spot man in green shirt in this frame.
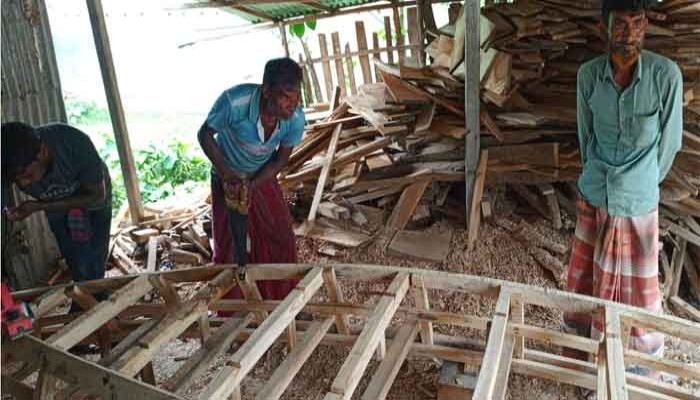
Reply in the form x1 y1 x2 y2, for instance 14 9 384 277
563 0 683 392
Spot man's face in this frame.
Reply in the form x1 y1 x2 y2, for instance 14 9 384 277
14 146 48 187
266 85 301 120
606 10 648 61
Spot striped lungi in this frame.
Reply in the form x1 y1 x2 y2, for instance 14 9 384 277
563 198 664 376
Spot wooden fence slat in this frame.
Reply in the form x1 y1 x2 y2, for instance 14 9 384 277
384 16 394 65
355 21 372 84
318 33 334 102
393 6 405 64
344 43 358 95
372 32 382 81
331 32 347 96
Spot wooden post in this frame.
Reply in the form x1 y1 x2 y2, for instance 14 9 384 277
383 16 394 65
463 0 480 233
406 7 420 63
331 32 347 96
299 54 313 106
279 21 289 57
355 21 372 84
86 0 144 224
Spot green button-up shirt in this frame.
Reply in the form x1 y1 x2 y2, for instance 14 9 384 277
576 50 683 217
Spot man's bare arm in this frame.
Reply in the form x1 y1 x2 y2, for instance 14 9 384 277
197 122 244 183
6 179 106 221
249 145 294 188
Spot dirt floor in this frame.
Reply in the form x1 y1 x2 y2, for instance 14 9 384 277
143 191 699 400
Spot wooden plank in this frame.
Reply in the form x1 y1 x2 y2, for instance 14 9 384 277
598 345 609 400
472 288 511 400
149 275 181 308
510 293 525 358
388 229 451 262
255 317 335 400
539 184 563 229
318 33 334 101
491 333 516 400
30 288 69 318
99 319 159 367
512 183 550 219
302 40 323 102
669 295 700 322
86 0 143 223
412 275 434 346
308 123 343 223
331 32 347 96
355 21 372 84
4 335 182 400
488 142 560 167
146 236 158 273
361 322 419 400
606 309 629 400
48 276 152 350
625 348 700 382
323 267 351 335
344 43 357 95
326 272 410 400
199 267 325 400
670 239 688 297
165 314 255 394
387 180 430 230
112 301 206 377
467 149 488 249
239 274 269 323
384 16 394 64
131 228 159 244
1 373 33 400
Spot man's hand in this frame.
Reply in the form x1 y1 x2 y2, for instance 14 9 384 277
5 201 41 221
220 168 244 185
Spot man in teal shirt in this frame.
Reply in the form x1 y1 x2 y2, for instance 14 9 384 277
563 0 682 392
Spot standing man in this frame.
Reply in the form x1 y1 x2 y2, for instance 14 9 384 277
2 122 112 288
198 57 305 301
563 0 683 391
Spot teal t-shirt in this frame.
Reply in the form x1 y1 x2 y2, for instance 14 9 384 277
206 84 305 176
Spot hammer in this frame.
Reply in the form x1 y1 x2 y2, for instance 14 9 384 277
225 181 249 281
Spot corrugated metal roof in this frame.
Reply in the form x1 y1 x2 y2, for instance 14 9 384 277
211 1 380 24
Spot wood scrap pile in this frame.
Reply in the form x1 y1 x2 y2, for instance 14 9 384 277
281 88 464 259
106 201 213 276
421 1 700 228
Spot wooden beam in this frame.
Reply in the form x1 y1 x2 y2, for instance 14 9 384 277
99 318 159 367
146 236 159 273
112 301 207 377
166 314 255 394
255 317 335 400
323 267 351 335
199 267 325 400
412 275 434 346
308 124 343 223
4 335 183 400
472 288 511 399
355 21 372 84
278 21 289 57
361 322 418 400
48 276 152 350
463 0 480 232
86 0 144 223
606 309 629 400
1 373 34 400
492 333 516 400
326 272 410 400
415 1 426 66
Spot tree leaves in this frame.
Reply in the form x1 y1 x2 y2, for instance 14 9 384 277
288 19 317 39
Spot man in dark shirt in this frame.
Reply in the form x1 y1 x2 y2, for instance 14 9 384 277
2 122 112 285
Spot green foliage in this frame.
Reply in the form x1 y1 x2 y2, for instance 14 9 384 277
98 135 210 213
65 99 110 126
288 19 317 39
